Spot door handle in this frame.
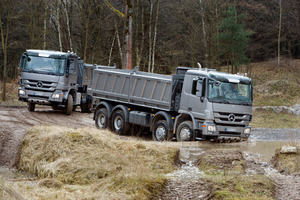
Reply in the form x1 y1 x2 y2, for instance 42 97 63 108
188 107 192 111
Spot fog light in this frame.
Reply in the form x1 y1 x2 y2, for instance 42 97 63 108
244 128 251 134
19 90 25 95
207 125 216 132
52 93 60 99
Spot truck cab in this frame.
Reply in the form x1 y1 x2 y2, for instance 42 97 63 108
175 68 252 141
18 49 92 114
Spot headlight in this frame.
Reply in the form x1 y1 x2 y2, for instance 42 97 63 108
207 125 216 132
19 90 25 95
244 128 251 134
52 93 60 99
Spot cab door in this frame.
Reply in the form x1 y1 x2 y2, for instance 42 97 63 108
66 57 78 88
187 76 206 119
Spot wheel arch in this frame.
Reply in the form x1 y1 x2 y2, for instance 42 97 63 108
174 113 196 130
93 101 113 120
151 111 174 132
111 104 129 122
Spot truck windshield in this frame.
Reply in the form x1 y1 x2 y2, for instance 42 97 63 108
22 56 65 75
208 79 252 105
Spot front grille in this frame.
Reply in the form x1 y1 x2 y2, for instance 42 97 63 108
214 112 251 125
24 79 57 92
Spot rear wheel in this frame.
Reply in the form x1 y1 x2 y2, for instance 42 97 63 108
27 102 35 112
111 110 129 135
176 121 195 141
65 94 73 115
95 108 109 129
152 120 172 141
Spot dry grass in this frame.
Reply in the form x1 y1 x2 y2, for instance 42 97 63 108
16 126 178 200
250 58 300 107
251 110 300 128
0 178 25 200
0 79 26 106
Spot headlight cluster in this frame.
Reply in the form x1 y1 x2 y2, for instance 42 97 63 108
52 93 60 99
244 128 251 134
19 90 25 95
207 125 216 132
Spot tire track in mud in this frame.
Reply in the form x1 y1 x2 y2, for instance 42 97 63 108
0 106 94 167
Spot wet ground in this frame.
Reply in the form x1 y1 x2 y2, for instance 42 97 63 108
1 105 300 199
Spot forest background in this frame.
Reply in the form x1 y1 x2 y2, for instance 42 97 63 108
0 0 299 87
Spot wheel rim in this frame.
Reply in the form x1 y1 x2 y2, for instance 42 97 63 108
155 126 166 141
180 127 191 141
97 114 106 129
114 116 123 131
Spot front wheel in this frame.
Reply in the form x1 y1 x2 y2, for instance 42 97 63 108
152 120 172 141
95 108 109 129
28 102 35 112
111 110 129 135
176 121 195 142
65 94 73 115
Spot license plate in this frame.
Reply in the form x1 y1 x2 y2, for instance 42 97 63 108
225 128 236 132
33 92 44 96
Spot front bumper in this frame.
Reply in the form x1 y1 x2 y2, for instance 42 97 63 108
18 88 65 105
201 121 251 139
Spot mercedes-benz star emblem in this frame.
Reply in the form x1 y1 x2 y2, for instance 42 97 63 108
228 114 235 122
36 81 43 88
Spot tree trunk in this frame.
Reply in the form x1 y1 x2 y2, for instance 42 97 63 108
151 0 159 73
63 0 73 51
200 0 208 68
0 1 10 101
56 0 63 51
148 0 153 72
278 0 282 66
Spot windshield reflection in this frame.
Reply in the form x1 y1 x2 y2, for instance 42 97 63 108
208 79 252 105
23 56 65 75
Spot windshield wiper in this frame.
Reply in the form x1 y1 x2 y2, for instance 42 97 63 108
212 99 230 104
237 102 252 106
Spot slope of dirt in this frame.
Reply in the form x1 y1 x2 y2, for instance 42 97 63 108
0 106 94 167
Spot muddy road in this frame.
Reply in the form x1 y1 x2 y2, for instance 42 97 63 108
1 106 300 199
0 105 94 167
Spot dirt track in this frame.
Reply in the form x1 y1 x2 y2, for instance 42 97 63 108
0 105 94 167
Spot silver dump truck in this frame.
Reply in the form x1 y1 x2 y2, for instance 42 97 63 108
90 66 252 141
18 49 95 115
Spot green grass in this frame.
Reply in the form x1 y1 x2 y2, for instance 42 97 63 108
210 174 274 200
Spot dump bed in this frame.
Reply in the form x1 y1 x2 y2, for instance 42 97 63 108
89 68 173 111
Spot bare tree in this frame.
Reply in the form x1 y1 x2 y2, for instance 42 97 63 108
151 0 159 73
0 0 11 101
278 0 282 66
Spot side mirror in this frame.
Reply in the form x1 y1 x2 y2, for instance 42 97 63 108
196 78 206 102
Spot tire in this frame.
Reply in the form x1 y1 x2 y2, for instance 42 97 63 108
95 108 109 129
80 102 87 113
176 121 195 142
152 120 172 141
111 110 129 135
65 94 73 115
28 102 35 112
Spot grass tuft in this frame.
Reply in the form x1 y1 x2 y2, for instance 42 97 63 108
18 126 178 199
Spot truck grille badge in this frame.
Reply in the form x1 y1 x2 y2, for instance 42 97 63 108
36 81 43 88
228 114 235 122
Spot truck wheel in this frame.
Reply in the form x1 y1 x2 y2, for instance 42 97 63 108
65 94 73 115
80 102 87 112
28 102 35 112
176 121 195 141
152 120 172 141
95 108 109 129
111 110 129 135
